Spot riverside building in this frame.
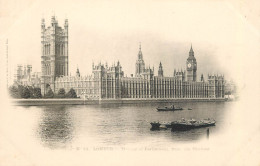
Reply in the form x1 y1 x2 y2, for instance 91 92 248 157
14 64 41 87
41 16 225 99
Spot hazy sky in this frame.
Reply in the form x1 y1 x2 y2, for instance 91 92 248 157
1 0 259 85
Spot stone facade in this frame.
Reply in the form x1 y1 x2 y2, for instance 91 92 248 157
41 16 224 99
41 16 69 94
55 62 124 99
55 45 224 99
14 64 41 87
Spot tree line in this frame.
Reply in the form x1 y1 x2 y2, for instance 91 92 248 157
8 85 77 99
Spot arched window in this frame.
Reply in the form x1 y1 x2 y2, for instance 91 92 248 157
61 44 64 55
48 64 49 75
63 44 65 55
58 44 60 55
45 44 47 55
55 44 58 54
46 64 49 75
60 65 62 75
60 44 63 55
49 64 50 75
48 44 50 55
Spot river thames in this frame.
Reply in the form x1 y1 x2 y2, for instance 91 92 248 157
0 101 234 151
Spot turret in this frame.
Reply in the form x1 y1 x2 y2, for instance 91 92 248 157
64 19 68 28
201 74 204 82
76 67 80 77
41 18 45 31
51 15 57 27
64 18 68 34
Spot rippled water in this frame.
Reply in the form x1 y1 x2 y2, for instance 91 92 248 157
1 101 233 150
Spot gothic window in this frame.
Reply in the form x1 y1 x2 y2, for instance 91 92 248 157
58 44 60 55
57 44 59 55
47 64 48 75
45 64 46 75
48 64 50 75
61 44 63 55
48 44 50 55
59 44 61 55
56 64 59 75
45 44 47 55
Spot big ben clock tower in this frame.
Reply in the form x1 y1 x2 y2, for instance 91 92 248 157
186 45 197 82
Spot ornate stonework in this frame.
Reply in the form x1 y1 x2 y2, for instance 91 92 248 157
41 16 68 94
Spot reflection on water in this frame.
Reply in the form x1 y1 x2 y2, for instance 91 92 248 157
23 101 232 149
38 105 74 149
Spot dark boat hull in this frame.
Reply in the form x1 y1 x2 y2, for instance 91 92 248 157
171 122 215 131
150 119 216 131
157 108 183 111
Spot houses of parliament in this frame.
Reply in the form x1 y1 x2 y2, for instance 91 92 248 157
20 16 225 99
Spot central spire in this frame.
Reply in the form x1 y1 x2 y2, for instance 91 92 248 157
135 42 145 77
138 42 143 60
158 61 164 77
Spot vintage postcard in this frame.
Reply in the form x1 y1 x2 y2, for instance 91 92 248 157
0 0 259 165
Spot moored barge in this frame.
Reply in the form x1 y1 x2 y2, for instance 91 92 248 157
150 118 216 131
171 118 216 131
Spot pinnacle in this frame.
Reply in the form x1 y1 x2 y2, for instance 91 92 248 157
189 44 194 53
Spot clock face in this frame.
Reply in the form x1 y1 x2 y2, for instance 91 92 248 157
188 63 191 68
